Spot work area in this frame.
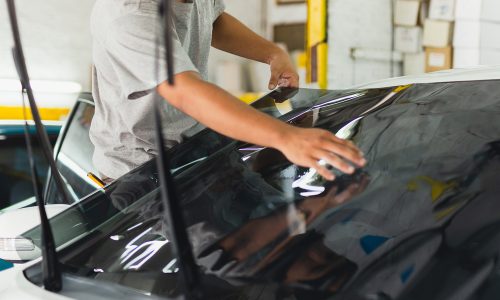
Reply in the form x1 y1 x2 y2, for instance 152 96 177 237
0 0 499 299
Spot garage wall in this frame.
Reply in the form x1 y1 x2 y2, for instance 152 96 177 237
0 0 95 92
207 0 307 93
327 0 400 89
0 0 264 94
207 0 266 91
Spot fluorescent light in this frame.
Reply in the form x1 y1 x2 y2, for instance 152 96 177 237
0 79 81 94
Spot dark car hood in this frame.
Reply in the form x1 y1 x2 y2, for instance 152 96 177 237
177 80 500 299
36 80 500 299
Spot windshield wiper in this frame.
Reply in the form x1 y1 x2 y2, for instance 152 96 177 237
6 0 64 292
154 1 203 299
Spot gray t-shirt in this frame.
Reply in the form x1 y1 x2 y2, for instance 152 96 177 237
90 0 225 179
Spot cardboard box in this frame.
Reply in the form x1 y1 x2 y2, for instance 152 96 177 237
404 52 426 75
394 0 422 26
454 48 500 68
425 46 453 72
429 0 456 21
453 20 500 50
419 1 430 25
455 0 500 23
423 19 454 47
395 26 423 53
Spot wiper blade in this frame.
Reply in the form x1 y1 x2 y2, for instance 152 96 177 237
22 123 61 291
6 0 62 292
155 1 203 299
6 1 71 206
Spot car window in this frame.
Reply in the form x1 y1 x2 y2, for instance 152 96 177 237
45 101 99 204
23 85 410 298
0 131 58 210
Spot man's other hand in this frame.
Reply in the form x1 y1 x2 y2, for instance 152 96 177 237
268 50 299 89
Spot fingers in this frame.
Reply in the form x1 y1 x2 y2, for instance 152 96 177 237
305 157 335 181
331 135 363 154
270 70 300 89
309 130 365 166
268 72 280 90
313 150 356 174
320 139 366 167
308 132 367 180
315 164 336 181
280 128 367 181
277 73 299 88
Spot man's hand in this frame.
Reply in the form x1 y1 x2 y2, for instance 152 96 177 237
159 72 366 182
211 13 299 89
276 127 366 180
268 50 299 89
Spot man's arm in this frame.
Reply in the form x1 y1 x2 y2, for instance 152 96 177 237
212 12 298 89
157 72 366 180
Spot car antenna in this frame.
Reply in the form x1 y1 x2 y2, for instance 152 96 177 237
154 0 203 299
6 0 63 292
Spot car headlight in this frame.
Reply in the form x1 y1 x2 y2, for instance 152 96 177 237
0 238 35 251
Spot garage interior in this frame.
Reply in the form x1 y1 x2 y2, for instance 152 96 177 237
1 0 500 299
1 0 500 113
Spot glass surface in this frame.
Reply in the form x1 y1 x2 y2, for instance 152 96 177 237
0 130 58 210
23 86 388 297
24 81 500 299
45 102 98 204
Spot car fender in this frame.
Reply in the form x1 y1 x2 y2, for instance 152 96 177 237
0 205 69 262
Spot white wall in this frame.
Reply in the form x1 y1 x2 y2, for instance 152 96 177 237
0 0 299 96
327 0 401 89
208 0 307 93
0 0 265 96
265 1 307 39
207 0 266 91
0 0 95 92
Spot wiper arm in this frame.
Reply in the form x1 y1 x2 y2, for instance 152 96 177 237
21 121 62 292
155 1 203 299
6 1 71 207
6 0 63 292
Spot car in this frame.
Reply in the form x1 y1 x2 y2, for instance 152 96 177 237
1 66 500 299
0 93 100 250
0 120 61 210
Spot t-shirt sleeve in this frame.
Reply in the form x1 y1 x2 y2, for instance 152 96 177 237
213 0 225 21
106 14 198 100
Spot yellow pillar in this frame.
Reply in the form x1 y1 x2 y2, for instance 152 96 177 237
306 0 328 89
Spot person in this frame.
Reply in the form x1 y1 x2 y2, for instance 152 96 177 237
89 0 366 182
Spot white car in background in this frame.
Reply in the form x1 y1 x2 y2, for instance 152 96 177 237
0 93 98 262
0 121 61 210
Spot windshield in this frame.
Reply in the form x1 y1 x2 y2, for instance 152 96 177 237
21 80 500 299
21 86 390 297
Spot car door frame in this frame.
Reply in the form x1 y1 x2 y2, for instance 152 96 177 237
42 92 95 203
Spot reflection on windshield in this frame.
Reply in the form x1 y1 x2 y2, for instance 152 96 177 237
120 227 169 271
22 81 500 299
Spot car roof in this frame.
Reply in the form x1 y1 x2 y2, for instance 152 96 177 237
355 65 500 89
0 122 62 136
